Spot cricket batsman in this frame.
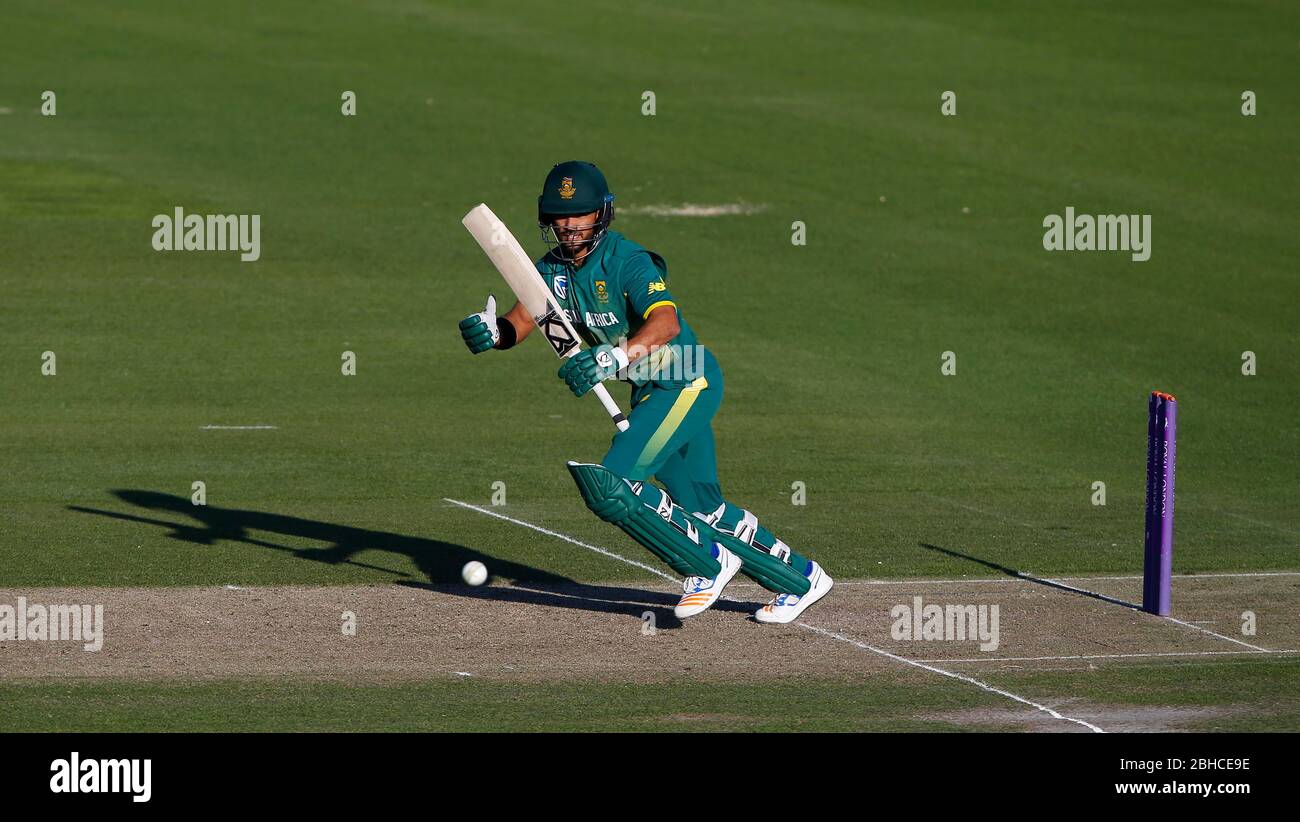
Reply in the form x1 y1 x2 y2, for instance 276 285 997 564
458 161 833 623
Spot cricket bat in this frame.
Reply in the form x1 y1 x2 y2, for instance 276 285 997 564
462 203 630 432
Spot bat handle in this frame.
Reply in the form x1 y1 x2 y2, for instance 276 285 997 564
593 383 630 432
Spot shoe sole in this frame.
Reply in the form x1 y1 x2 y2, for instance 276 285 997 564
754 568 834 624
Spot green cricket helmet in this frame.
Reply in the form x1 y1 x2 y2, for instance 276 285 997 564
537 160 615 259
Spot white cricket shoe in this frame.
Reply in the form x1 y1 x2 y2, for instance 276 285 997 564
754 561 834 624
674 543 742 619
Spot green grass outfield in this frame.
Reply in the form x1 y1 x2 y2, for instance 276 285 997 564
1 1 1297 730
2 658 1297 732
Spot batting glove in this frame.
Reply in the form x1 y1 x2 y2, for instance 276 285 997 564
558 344 629 397
458 295 499 354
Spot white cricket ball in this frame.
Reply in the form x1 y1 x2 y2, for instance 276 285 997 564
461 561 488 586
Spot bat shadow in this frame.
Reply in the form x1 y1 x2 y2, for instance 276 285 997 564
66 490 757 624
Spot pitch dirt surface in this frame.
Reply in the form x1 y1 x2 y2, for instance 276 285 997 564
4 574 1296 733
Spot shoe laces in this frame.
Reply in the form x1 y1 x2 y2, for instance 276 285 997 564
683 576 713 594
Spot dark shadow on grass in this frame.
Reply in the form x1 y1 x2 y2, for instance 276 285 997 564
67 490 758 623
918 542 1141 611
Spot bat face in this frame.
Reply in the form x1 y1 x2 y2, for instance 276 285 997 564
462 202 629 432
461 204 550 315
462 203 583 359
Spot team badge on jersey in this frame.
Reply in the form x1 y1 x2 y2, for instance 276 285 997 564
553 274 567 300
595 280 608 303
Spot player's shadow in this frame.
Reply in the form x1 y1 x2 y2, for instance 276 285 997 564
68 490 754 624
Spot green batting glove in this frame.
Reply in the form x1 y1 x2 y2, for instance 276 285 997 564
458 295 499 354
558 344 629 397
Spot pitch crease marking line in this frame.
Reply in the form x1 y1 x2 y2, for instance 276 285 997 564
200 425 278 430
1154 614 1271 652
794 624 1105 733
721 571 1300 587
1031 575 1273 652
915 494 1289 647
443 499 676 582
1051 571 1300 581
973 567 1274 653
445 498 1105 733
920 649 1299 664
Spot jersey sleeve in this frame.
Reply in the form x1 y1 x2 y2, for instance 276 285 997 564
623 252 677 320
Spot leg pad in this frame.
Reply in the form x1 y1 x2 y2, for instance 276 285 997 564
568 462 721 579
696 504 812 596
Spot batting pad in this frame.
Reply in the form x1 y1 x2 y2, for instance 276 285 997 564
567 461 721 579
698 504 812 596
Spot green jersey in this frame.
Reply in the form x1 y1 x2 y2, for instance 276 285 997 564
536 231 707 388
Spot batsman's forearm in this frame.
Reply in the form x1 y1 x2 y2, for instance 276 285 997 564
624 306 680 365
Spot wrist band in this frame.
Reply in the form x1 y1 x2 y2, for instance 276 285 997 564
494 317 517 350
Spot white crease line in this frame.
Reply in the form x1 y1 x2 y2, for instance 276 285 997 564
446 499 1104 733
735 575 1283 652
1050 571 1300 581
795 624 1104 733
920 649 1299 664
728 572 1300 585
727 579 1033 587
1155 613 1271 651
443 499 676 583
201 425 278 430
1027 575 1273 652
1000 571 1274 652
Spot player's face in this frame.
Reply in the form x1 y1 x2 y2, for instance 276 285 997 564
551 211 600 260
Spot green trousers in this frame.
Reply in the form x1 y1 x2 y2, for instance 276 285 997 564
599 352 814 586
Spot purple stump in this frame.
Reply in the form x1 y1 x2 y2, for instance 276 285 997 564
1143 392 1177 615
